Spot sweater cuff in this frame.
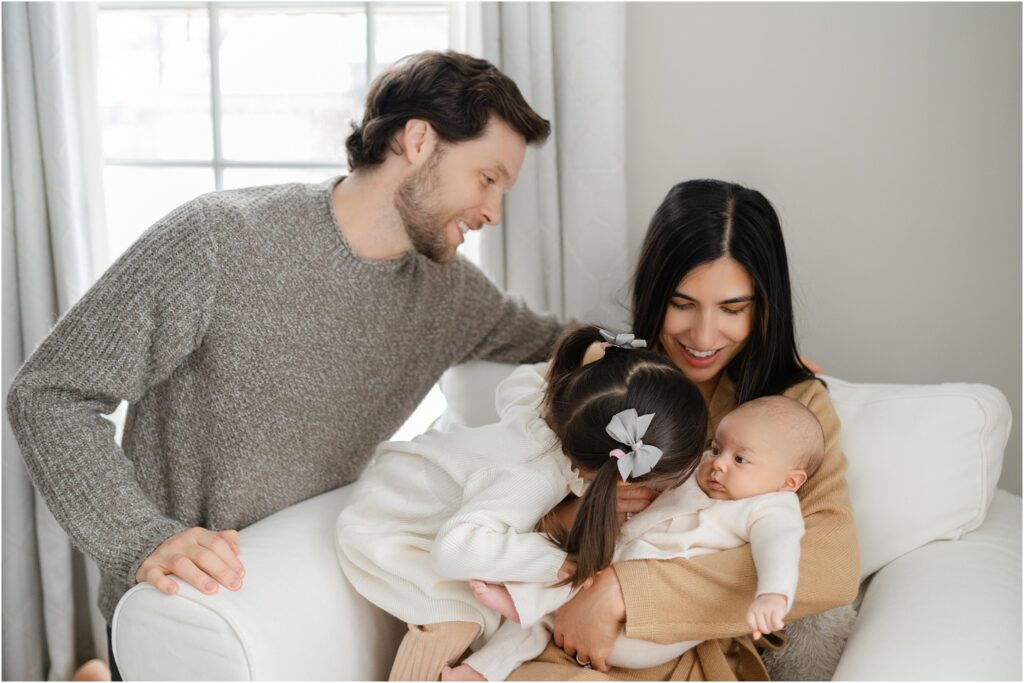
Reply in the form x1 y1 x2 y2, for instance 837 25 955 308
121 516 191 587
612 560 657 641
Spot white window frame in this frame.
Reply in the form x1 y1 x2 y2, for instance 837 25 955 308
98 1 475 189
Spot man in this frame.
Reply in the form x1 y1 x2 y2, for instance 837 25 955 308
6 50 564 677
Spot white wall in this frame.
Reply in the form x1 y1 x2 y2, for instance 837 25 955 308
625 2 1021 494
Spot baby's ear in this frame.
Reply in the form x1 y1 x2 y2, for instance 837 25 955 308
780 470 808 493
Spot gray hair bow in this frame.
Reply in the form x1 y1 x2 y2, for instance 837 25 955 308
606 409 663 481
599 329 647 350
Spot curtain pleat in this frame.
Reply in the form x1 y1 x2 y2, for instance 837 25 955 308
480 2 629 328
2 3 108 679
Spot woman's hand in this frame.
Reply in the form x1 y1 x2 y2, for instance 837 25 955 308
616 483 658 524
552 567 626 673
553 484 659 533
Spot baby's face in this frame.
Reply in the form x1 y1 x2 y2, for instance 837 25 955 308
696 409 804 500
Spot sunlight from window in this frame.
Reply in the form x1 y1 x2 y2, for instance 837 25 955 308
218 8 367 162
97 9 212 161
374 7 449 71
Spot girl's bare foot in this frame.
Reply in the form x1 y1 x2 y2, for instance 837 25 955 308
469 579 520 623
441 664 487 681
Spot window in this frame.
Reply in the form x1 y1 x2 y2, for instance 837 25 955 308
96 2 477 438
97 2 467 263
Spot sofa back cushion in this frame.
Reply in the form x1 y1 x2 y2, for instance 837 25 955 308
439 362 1012 579
821 375 1010 577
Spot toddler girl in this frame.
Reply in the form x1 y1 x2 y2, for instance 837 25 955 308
335 325 708 681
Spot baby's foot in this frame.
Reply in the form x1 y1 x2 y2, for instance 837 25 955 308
441 664 487 681
469 579 521 623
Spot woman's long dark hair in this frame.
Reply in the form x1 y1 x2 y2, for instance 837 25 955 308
542 325 708 587
631 179 817 404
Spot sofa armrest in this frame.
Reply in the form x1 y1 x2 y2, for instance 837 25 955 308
833 489 1022 681
111 485 405 681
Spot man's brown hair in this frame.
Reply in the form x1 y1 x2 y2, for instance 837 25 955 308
345 51 551 170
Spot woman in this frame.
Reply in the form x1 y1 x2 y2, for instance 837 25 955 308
510 179 860 681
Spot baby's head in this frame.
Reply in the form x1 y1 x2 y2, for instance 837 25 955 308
543 325 709 584
697 396 825 500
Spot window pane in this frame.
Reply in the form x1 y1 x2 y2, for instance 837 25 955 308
373 7 449 74
218 8 366 163
222 167 345 191
102 166 216 266
97 9 213 161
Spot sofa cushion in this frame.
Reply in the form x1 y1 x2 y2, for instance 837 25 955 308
821 375 1011 578
833 489 1022 680
439 362 1012 580
438 361 523 429
112 485 406 680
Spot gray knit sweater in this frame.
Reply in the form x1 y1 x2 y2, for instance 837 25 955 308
6 177 563 621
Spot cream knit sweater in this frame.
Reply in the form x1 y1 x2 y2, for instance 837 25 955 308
335 362 585 645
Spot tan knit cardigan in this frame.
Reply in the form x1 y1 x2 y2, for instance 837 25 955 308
510 375 861 681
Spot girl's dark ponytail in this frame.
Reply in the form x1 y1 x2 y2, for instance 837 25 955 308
564 459 619 587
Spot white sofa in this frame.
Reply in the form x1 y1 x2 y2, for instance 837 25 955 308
112 363 1021 681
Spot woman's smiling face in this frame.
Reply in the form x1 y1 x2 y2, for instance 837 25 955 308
659 256 755 398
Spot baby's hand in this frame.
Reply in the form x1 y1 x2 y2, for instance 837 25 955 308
746 593 787 640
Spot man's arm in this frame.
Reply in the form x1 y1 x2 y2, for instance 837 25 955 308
452 257 568 365
6 198 242 595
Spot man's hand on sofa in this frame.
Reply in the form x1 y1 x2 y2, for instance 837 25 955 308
136 527 245 596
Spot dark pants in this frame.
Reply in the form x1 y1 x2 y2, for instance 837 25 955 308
106 625 123 681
